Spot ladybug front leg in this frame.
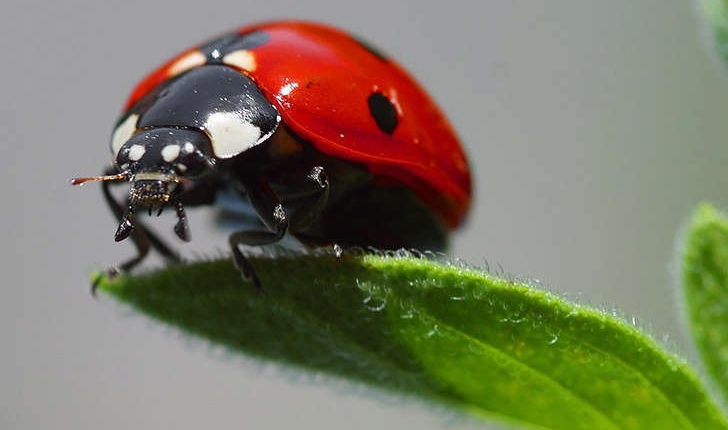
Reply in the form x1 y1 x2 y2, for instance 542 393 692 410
229 181 289 292
95 167 182 292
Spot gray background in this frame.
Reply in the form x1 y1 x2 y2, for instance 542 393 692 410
3 1 728 429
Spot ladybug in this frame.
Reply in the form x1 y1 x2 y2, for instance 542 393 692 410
73 21 471 290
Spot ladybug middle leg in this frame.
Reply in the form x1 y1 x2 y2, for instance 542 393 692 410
229 166 330 291
276 165 330 231
228 181 289 292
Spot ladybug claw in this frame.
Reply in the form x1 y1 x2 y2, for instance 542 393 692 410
240 269 264 295
239 261 263 293
230 244 264 293
90 266 121 297
90 275 103 297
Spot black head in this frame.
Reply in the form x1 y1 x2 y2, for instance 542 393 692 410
115 127 214 207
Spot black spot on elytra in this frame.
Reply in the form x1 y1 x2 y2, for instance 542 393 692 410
367 92 398 134
353 36 388 62
199 30 271 63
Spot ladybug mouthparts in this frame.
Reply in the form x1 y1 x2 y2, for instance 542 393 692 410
70 170 191 245
129 173 179 207
113 173 190 244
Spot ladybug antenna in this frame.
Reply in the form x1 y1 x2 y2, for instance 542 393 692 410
70 172 130 186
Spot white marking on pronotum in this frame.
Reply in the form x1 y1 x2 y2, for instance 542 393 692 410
168 51 207 77
128 144 146 161
111 114 139 157
222 50 257 72
161 144 181 162
176 163 188 172
205 111 261 158
183 142 195 154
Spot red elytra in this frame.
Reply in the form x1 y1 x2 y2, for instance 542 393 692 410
124 21 471 228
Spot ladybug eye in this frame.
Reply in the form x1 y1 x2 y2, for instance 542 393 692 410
111 113 139 158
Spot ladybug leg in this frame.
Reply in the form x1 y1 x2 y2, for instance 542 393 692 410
278 166 330 231
94 167 182 292
228 182 289 292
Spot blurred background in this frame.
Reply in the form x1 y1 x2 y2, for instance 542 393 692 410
3 1 728 428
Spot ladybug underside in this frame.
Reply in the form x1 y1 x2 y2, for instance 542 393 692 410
215 125 448 252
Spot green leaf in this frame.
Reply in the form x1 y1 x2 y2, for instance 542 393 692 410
97 253 727 429
681 203 728 404
699 0 728 67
